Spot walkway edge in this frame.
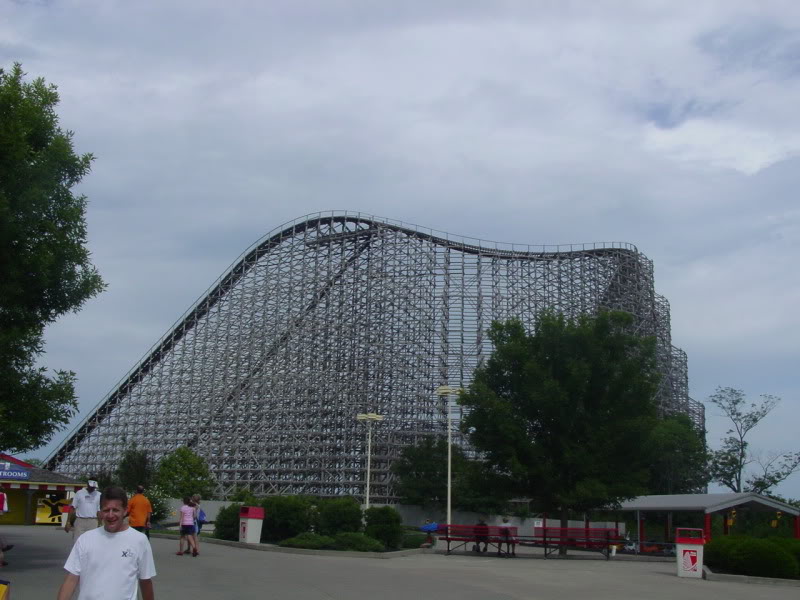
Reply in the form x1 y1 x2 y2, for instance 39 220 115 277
703 565 800 587
150 533 434 559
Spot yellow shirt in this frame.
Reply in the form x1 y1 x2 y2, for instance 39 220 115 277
127 494 153 527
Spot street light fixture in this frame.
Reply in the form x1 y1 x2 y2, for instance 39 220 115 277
356 412 384 509
435 385 464 526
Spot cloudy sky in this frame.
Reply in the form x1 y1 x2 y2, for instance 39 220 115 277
4 1 799 498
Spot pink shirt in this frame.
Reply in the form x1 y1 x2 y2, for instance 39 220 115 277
180 504 195 526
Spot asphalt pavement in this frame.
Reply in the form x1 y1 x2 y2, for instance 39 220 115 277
0 524 796 599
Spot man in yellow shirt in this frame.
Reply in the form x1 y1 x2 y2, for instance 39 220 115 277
128 486 153 539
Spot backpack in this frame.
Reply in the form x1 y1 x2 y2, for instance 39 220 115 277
198 508 207 524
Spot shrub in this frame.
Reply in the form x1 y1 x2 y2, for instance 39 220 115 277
279 532 335 550
402 532 429 549
364 506 404 550
213 502 243 541
317 497 363 536
721 537 799 579
705 536 745 573
767 537 800 565
332 532 385 552
145 484 171 524
261 496 315 542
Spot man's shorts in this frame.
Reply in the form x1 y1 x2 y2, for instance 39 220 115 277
180 525 195 535
132 525 150 538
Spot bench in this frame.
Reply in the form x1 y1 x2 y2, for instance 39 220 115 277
527 527 621 559
438 524 519 556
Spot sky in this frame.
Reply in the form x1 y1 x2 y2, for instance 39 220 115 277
4 0 799 499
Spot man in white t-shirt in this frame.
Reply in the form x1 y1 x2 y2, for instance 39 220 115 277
57 486 156 600
65 480 102 543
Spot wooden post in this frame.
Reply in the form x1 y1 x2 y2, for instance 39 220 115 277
704 513 712 542
723 511 729 535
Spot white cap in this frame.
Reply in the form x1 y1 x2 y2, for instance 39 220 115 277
87 480 98 488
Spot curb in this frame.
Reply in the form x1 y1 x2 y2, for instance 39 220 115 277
703 565 800 587
150 533 434 559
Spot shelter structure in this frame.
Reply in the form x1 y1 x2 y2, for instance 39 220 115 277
620 493 800 545
46 211 703 501
0 454 82 525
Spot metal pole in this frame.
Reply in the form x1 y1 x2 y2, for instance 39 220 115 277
365 420 372 510
447 393 452 526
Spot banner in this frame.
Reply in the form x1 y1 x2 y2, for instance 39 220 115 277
0 461 29 480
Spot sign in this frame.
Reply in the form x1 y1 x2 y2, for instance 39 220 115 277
0 461 30 480
681 549 698 572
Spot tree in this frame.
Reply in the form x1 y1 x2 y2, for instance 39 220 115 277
460 311 660 525
115 444 154 492
646 415 709 494
708 387 800 494
154 447 216 499
391 437 510 514
0 64 104 453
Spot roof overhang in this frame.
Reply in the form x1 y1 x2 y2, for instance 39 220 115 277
618 493 799 516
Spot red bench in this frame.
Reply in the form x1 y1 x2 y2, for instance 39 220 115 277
438 524 519 556
528 527 621 559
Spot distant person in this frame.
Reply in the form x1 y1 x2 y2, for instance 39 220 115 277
176 497 198 557
65 480 101 543
498 516 516 557
0 490 11 567
128 486 153 539
474 518 489 553
57 486 156 600
191 494 206 549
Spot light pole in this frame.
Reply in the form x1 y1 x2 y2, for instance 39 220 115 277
435 386 463 526
356 412 384 509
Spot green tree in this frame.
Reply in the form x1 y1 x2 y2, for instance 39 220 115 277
115 444 154 491
460 311 660 525
154 446 216 499
391 437 510 514
0 64 104 454
708 387 800 494
646 415 709 494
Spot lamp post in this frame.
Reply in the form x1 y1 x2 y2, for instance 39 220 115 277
435 386 463 526
356 412 384 509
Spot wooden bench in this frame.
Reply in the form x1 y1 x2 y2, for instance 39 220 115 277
527 527 621 559
438 524 519 556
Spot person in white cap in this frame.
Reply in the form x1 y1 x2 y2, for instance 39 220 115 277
65 480 101 543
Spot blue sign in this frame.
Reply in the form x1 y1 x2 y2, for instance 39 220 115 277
0 461 30 480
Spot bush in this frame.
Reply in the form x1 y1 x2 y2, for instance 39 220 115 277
402 532 429 549
768 537 800 565
729 538 798 579
213 503 243 541
364 506 404 550
279 532 335 550
317 497 363 536
145 484 171 524
261 496 315 542
707 535 798 579
332 532 385 552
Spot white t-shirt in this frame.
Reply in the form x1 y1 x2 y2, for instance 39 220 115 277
72 488 101 518
64 527 156 600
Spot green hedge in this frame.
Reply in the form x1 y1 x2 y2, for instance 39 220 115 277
364 506 404 550
706 536 799 579
402 531 429 549
213 502 243 541
261 495 315 542
317 497 363 536
332 532 385 552
279 532 335 549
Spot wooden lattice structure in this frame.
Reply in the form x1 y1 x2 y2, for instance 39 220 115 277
47 212 703 501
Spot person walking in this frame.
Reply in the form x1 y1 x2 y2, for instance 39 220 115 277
128 486 153 539
176 497 198 557
57 486 156 600
191 494 205 550
65 480 101 543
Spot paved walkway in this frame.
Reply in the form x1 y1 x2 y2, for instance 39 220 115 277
0 525 796 599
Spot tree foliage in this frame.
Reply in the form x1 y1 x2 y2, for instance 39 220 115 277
115 444 154 492
708 387 800 494
646 415 709 494
460 311 660 518
154 446 216 499
0 63 104 453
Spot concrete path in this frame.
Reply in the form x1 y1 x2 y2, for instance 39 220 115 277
0 525 796 599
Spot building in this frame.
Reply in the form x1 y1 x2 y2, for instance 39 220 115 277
0 454 82 525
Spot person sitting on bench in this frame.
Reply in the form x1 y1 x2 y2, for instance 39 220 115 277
473 518 489 553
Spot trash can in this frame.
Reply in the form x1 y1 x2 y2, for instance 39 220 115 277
675 528 705 579
239 506 265 543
